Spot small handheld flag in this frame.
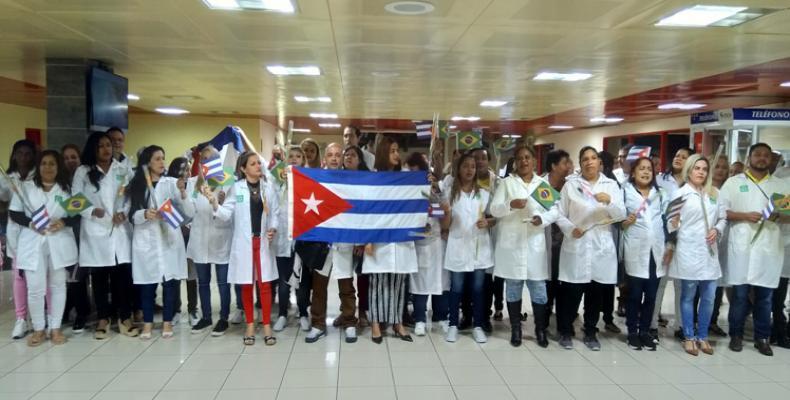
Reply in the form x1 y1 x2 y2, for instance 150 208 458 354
771 193 790 216
531 181 560 210
201 154 225 180
31 205 50 231
438 121 450 139
270 160 287 186
158 199 184 229
626 146 652 162
428 203 445 218
415 121 433 140
60 193 92 216
666 196 686 220
457 129 482 150
207 167 236 189
761 200 775 220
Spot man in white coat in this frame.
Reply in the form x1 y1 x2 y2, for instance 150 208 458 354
720 143 790 356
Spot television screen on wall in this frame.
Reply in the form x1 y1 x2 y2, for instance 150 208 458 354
88 67 128 132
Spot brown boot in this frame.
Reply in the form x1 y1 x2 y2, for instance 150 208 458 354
119 319 140 337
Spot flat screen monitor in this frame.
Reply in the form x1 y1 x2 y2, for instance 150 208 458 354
88 67 128 132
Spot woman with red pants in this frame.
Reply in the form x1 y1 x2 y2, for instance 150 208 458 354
208 151 279 345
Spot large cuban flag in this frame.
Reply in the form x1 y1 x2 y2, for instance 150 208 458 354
288 167 430 243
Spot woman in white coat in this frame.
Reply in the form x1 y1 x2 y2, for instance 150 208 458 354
621 157 668 351
404 152 449 337
127 145 194 339
73 132 137 339
556 146 626 351
363 137 418 344
666 154 726 356
187 145 233 336
491 146 559 348
209 151 279 346
440 152 495 344
9 150 78 346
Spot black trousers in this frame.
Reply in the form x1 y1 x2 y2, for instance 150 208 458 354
557 280 609 336
91 263 135 321
772 277 789 340
546 246 561 316
484 274 504 315
63 266 91 322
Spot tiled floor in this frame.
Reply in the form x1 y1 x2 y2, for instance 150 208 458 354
2 270 790 400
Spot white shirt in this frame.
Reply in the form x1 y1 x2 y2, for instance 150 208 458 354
443 189 494 272
667 184 726 281
621 182 668 279
186 177 233 265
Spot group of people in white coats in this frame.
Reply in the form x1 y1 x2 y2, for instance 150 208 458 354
3 124 789 359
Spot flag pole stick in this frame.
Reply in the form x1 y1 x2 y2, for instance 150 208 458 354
142 165 167 237
0 165 34 214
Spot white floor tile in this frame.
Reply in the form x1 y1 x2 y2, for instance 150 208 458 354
222 367 285 389
649 365 718 384
180 353 240 371
395 385 456 400
215 389 278 400
338 366 393 387
104 371 175 392
281 367 338 388
674 383 749 400
337 385 396 400
439 350 493 367
163 370 230 391
125 354 188 372
392 366 450 386
496 365 559 385
510 384 572 400
29 391 97 400
0 372 62 393
92 391 158 400
444 366 505 386
701 365 771 383
42 371 116 392
620 384 691 400
154 390 218 400
389 351 441 368
275 387 336 400
69 355 136 373
454 385 515 400
14 355 85 373
597 365 667 385
563 384 634 400
728 382 790 400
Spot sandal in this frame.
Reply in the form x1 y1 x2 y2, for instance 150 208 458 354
683 339 699 356
94 319 109 340
50 329 68 345
243 336 256 346
264 336 277 346
119 319 140 338
162 322 174 339
139 323 153 341
27 330 46 347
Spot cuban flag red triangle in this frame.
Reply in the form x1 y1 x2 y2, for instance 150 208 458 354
291 167 353 239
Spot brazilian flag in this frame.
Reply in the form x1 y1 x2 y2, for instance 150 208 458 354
270 160 287 186
457 129 482 150
60 193 92 216
772 193 790 216
438 121 450 139
530 181 560 210
208 167 236 189
494 137 516 153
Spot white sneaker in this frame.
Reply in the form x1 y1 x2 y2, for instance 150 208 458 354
189 311 200 327
345 327 357 343
439 320 450 334
230 310 244 324
172 312 181 325
273 316 287 332
473 327 488 343
414 322 426 336
445 326 458 343
299 316 311 332
12 318 28 339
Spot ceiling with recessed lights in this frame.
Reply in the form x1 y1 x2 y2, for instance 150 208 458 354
1 0 790 135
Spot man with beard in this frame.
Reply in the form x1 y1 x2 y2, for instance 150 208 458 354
720 143 790 356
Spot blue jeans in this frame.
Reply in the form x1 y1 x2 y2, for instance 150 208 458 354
413 292 449 323
140 279 178 323
504 279 548 304
680 280 716 340
448 270 486 327
729 284 773 340
195 263 230 322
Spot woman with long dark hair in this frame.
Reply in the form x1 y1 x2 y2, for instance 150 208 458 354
60 143 90 334
73 132 137 339
127 145 194 339
1 139 38 340
208 151 279 345
9 150 78 346
167 157 199 327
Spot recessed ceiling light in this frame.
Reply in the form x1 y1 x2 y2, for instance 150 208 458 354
266 65 321 76
781 81 790 87
310 113 338 119
371 71 400 78
384 1 435 15
294 96 331 103
658 103 706 110
203 0 295 13
655 5 747 27
549 125 574 130
451 116 480 121
480 100 508 108
448 125 457 129
155 107 189 115
127 94 140 101
318 123 341 128
502 134 522 138
534 72 592 82
162 94 203 100
292 128 311 133
590 116 623 123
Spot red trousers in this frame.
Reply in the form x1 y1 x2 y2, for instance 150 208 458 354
242 236 272 325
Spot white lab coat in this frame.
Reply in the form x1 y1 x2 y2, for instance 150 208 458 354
331 243 356 279
410 216 448 295
657 172 682 200
443 189 494 272
11 182 78 271
556 174 626 284
215 180 279 284
362 241 418 274
186 177 232 265
621 183 668 279
361 148 376 171
667 184 726 281
130 177 194 284
490 174 559 281
719 173 789 288
0 170 33 259
273 182 292 257
72 162 133 267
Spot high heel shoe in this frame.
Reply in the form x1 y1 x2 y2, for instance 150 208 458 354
393 331 413 342
697 340 714 355
372 335 383 344
683 339 699 356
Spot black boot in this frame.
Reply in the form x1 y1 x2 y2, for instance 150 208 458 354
532 302 549 348
507 301 522 347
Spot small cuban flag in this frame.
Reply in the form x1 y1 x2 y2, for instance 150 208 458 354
415 121 433 140
201 154 225 180
530 181 560 210
428 202 445 218
31 205 50 231
60 193 92 216
665 196 686 220
158 199 184 229
626 145 652 162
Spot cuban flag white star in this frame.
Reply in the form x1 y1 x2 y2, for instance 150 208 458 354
301 192 323 215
